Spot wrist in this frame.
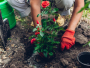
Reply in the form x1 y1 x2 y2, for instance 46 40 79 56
64 29 75 36
67 27 75 31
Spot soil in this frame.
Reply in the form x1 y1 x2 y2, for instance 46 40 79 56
1 11 90 68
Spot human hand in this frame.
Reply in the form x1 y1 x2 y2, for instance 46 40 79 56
60 29 75 51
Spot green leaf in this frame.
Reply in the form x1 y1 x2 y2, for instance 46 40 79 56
44 11 48 14
83 41 90 47
44 49 48 52
52 31 56 34
78 2 89 13
41 13 43 16
37 14 41 17
48 18 51 21
88 42 90 47
54 25 59 29
52 8 59 13
83 43 88 47
78 7 85 13
43 52 48 57
39 25 42 28
41 49 44 52
54 41 60 44
40 30 44 37
49 52 53 56
29 35 36 39
33 28 37 32
7 38 11 40
53 46 57 48
41 28 44 31
35 46 40 50
33 50 37 53
45 26 50 30
41 19 47 28
59 27 65 31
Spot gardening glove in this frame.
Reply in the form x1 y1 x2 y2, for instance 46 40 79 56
7 0 30 17
60 29 75 51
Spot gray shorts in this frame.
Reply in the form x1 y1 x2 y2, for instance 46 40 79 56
7 0 31 17
7 0 75 17
50 0 75 15
24 0 75 16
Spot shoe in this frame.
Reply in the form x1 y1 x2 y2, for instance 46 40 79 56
56 14 65 26
30 21 34 27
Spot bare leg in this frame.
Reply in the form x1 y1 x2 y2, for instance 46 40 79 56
30 0 41 27
67 0 84 31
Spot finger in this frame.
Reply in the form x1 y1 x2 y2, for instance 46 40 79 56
72 37 75 46
65 43 70 50
61 42 66 51
69 44 72 48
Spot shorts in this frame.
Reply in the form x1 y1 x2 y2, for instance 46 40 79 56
7 0 75 17
51 0 75 15
7 0 31 17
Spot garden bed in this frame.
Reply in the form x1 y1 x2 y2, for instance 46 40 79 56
0 10 90 68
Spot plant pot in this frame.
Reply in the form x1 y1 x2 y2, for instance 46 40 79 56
77 52 90 68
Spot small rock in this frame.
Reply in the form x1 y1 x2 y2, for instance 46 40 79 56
73 67 77 68
1 55 8 59
0 48 4 52
75 28 83 34
83 29 90 37
45 65 47 68
10 64 17 68
6 47 10 50
11 44 15 47
0 59 2 63
60 58 69 66
29 65 36 68
24 65 30 68
50 63 61 68
75 34 88 44
66 64 72 68
3 58 10 64
0 51 1 55
79 22 90 30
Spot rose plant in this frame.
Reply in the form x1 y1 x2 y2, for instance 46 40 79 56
30 0 65 58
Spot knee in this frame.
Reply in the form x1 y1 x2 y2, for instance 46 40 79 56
62 0 74 10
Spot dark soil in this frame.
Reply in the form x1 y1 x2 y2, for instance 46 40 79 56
2 11 90 68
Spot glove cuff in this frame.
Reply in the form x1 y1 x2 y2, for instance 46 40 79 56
65 29 75 36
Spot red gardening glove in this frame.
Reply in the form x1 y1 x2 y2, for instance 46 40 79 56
60 29 75 51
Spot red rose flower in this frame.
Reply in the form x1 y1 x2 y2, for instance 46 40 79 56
41 1 50 8
36 20 39 24
53 18 56 22
35 32 40 36
39 52 44 57
31 38 36 44
37 28 39 31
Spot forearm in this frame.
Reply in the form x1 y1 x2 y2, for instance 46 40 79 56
67 0 84 31
30 0 41 27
